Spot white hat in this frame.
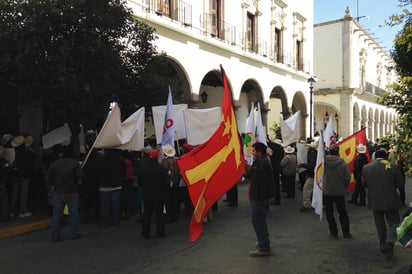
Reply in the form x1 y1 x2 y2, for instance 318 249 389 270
11 135 25 148
306 141 318 150
162 144 176 157
284 146 295 154
24 135 34 147
356 143 366 154
273 139 283 146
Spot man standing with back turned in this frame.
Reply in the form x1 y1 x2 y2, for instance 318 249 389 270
244 142 274 257
362 148 404 260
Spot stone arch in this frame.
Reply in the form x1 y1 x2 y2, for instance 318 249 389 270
238 78 265 132
374 108 379 141
380 109 385 137
353 102 360 133
267 86 288 139
368 107 374 141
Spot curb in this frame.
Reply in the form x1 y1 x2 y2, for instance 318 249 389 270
0 219 51 239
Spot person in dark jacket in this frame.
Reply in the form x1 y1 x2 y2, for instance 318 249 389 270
362 148 404 260
244 142 274 257
97 149 126 227
138 149 169 238
267 138 283 205
46 144 83 241
299 141 318 212
349 143 369 206
323 144 351 239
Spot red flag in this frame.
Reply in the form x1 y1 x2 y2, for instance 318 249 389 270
177 66 245 242
338 128 370 192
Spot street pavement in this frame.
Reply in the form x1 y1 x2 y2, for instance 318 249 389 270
0 181 411 274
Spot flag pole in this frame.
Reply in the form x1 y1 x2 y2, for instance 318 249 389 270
81 145 95 168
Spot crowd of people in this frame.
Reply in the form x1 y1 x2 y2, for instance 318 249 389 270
0 131 409 260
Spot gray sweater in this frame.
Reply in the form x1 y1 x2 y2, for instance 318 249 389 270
323 155 350 196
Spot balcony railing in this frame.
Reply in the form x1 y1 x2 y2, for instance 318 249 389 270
201 13 236 45
365 81 385 96
128 0 310 74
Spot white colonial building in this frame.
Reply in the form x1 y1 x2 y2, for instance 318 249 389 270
128 0 315 140
314 7 398 142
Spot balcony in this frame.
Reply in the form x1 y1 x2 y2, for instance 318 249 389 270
201 13 236 45
365 81 385 96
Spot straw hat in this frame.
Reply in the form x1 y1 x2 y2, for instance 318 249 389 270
306 141 318 150
162 144 176 157
356 143 366 154
1 134 13 146
284 146 295 154
273 139 283 146
24 135 34 147
11 135 25 148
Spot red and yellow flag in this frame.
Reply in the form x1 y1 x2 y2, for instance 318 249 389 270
177 66 245 242
338 128 370 192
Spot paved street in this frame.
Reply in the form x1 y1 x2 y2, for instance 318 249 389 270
0 181 411 274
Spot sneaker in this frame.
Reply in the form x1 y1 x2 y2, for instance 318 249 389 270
19 212 32 218
249 249 271 257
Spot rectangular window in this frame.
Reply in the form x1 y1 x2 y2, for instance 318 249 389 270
275 28 282 63
296 40 303 71
247 13 255 52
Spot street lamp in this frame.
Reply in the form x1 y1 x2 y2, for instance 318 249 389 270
307 76 318 140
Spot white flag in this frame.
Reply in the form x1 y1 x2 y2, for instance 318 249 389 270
323 117 336 148
93 103 145 151
280 111 301 147
161 86 176 147
312 132 324 219
255 102 267 146
184 107 221 146
243 103 255 165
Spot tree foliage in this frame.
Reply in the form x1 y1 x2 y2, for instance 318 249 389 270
380 1 412 174
0 0 157 128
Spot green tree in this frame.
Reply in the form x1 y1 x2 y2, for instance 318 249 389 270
379 1 412 174
0 0 157 130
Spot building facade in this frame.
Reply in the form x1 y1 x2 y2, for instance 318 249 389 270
314 7 397 142
128 0 315 140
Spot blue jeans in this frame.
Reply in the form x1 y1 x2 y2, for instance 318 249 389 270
100 190 121 226
250 200 270 251
52 192 80 241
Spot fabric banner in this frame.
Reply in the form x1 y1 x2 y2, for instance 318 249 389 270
177 66 245 243
255 102 267 145
42 124 72 150
161 87 177 147
93 104 145 151
184 107 221 146
323 117 336 148
312 132 324 219
243 103 254 165
280 111 301 147
337 128 370 192
152 104 188 145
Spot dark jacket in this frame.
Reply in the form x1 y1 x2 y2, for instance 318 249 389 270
353 153 369 182
138 158 169 198
323 155 350 196
46 157 83 194
14 146 36 178
362 159 403 210
97 150 126 188
300 149 317 178
245 156 274 201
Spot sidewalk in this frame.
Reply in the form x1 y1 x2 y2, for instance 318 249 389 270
0 211 51 239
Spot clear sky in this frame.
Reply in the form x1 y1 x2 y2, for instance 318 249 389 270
314 0 404 52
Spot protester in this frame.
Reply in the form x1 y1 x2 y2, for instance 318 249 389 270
244 142 274 257
323 144 351 239
299 140 318 212
97 149 126 227
267 138 283 205
362 148 404 260
280 146 297 198
138 149 169 238
0 145 12 221
46 144 83 241
121 150 135 219
348 143 369 206
10 135 36 218
161 144 180 222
